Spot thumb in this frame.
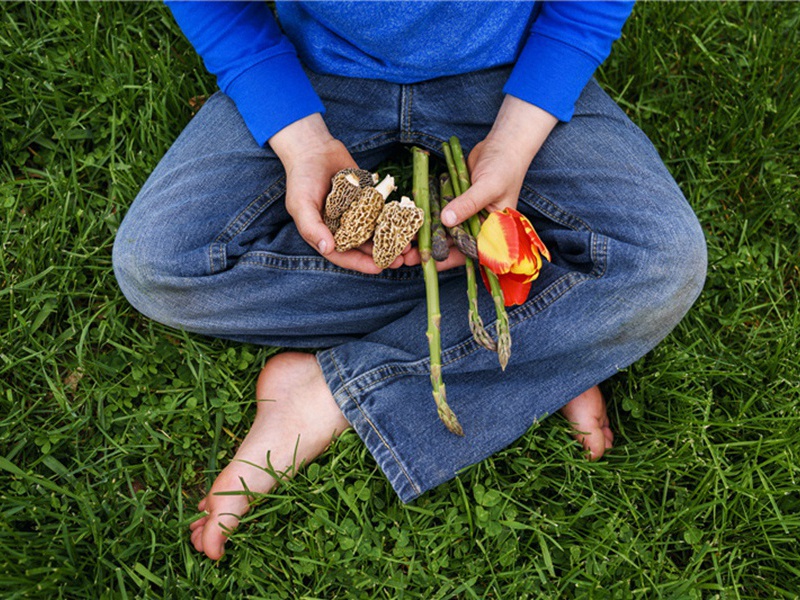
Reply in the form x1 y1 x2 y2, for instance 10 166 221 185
441 183 486 228
289 194 335 255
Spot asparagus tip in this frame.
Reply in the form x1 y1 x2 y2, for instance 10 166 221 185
497 332 511 371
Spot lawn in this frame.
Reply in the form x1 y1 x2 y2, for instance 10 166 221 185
1 2 799 598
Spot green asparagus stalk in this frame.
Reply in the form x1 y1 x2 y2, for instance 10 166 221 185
447 136 511 370
442 143 461 197
439 174 478 260
448 137 472 202
412 147 463 436
441 173 495 352
428 176 450 262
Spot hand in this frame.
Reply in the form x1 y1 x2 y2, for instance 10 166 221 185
440 96 558 228
269 114 398 274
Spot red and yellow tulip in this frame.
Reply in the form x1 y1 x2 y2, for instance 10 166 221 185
477 208 551 306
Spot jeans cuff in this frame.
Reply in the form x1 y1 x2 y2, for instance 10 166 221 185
316 349 423 503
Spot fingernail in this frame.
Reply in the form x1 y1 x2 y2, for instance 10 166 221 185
442 209 455 227
318 239 328 254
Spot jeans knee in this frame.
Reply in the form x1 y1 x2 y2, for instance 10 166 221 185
665 211 706 304
113 230 153 312
638 210 707 330
112 219 182 326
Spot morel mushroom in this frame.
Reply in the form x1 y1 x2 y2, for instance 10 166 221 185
323 212 341 235
334 175 396 252
372 196 424 268
324 170 362 221
339 167 378 189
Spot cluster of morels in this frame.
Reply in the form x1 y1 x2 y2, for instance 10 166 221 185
324 169 425 269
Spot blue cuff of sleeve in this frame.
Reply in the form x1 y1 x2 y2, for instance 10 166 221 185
225 53 326 146
503 33 599 122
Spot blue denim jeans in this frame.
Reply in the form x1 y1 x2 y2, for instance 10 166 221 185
113 67 707 502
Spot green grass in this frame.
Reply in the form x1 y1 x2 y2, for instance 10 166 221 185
1 1 799 597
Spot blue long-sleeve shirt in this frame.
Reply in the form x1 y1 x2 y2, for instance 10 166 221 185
166 1 634 146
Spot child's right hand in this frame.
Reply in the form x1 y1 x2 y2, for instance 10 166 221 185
269 113 399 274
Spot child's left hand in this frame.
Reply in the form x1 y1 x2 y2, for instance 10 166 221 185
440 95 558 228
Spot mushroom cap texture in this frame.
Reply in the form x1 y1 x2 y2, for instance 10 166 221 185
325 171 363 220
323 212 341 235
372 200 425 268
339 168 377 189
333 187 386 252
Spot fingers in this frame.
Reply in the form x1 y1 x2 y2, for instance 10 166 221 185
289 198 335 256
440 176 513 228
191 524 204 553
189 515 207 532
324 247 384 274
440 184 484 228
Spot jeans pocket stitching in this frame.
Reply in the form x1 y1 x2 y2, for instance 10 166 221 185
506 271 591 329
520 184 593 233
213 177 287 246
208 242 227 275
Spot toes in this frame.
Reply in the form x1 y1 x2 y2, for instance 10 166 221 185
191 526 205 553
576 427 608 461
198 497 207 511
202 511 240 561
603 424 614 449
189 515 208 532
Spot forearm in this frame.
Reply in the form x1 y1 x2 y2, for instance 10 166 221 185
166 0 324 145
268 113 336 169
485 95 558 170
504 1 634 122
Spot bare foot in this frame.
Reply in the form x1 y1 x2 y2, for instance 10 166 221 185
559 385 614 460
189 352 350 560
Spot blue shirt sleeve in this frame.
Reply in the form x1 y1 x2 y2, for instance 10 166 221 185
165 1 325 146
504 1 635 122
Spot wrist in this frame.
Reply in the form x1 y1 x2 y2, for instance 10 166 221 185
486 95 558 164
268 113 334 167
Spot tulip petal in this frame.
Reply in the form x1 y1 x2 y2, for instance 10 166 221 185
507 207 551 262
477 208 549 306
477 210 520 274
510 220 542 279
479 268 531 306
497 272 532 306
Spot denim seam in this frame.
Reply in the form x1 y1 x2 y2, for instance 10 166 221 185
406 86 414 136
399 84 412 139
520 184 592 233
506 271 593 331
343 337 484 395
237 252 426 281
348 132 400 155
333 269 597 398
209 242 223 275
592 232 609 279
404 132 460 155
207 177 287 274
328 352 421 495
214 177 287 244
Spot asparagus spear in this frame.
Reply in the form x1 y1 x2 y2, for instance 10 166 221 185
412 147 464 436
438 173 478 260
428 176 450 262
447 136 511 370
440 173 496 353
